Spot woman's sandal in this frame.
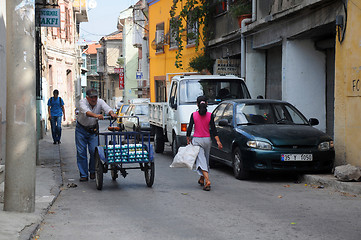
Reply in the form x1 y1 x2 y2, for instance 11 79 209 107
203 183 211 191
198 179 204 186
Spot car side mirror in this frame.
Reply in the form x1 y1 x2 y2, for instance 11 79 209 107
309 118 319 126
219 119 230 127
130 112 135 116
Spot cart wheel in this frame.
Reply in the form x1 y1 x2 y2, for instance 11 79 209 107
111 169 118 181
144 162 155 187
95 149 104 190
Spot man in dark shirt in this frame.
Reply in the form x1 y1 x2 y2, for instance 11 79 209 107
47 89 65 144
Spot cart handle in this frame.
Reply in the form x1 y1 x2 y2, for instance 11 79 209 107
103 115 118 126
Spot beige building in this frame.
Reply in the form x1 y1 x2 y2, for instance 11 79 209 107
98 31 124 108
334 1 361 167
41 0 88 124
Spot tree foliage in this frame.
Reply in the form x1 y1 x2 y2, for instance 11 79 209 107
169 0 211 69
189 53 214 74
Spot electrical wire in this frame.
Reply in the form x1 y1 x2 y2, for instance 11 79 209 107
80 27 113 37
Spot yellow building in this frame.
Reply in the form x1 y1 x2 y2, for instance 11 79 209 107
148 0 204 102
334 1 361 167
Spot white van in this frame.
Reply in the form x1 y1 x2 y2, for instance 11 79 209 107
149 75 251 156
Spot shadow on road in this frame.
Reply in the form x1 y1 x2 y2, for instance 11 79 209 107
210 163 302 183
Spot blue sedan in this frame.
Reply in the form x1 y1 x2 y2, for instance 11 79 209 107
210 99 335 180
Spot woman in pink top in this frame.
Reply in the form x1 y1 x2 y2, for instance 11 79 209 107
186 96 223 191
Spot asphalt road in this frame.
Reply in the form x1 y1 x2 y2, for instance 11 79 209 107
35 126 361 240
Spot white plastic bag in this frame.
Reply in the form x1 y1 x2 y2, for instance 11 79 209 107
170 144 200 170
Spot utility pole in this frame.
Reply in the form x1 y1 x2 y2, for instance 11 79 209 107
4 0 37 212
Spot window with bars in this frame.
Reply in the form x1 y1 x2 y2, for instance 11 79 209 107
186 12 198 45
155 23 165 53
169 16 179 49
65 7 71 42
90 58 97 75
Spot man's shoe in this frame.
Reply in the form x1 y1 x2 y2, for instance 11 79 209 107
53 141 57 144
58 141 61 144
79 177 88 182
90 173 95 179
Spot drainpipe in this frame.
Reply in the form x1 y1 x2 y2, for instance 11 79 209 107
241 18 252 78
240 0 257 79
252 0 256 21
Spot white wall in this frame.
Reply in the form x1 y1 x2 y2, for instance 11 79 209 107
119 8 138 103
0 0 6 164
246 40 266 98
283 39 326 132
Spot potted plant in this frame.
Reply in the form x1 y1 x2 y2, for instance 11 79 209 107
229 0 252 28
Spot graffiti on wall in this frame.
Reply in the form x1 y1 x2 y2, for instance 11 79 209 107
348 66 361 96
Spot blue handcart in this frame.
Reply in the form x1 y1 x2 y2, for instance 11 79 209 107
94 117 154 190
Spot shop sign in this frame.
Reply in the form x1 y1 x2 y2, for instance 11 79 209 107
39 9 60 27
214 59 241 76
136 72 143 80
117 68 124 89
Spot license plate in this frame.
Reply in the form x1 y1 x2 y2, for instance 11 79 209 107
281 154 313 161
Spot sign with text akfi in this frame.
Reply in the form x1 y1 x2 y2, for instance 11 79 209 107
39 9 60 27
115 68 124 89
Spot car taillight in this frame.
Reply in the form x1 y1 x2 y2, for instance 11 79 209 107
181 123 188 132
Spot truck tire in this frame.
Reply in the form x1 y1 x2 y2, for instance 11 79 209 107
172 136 179 157
154 127 165 153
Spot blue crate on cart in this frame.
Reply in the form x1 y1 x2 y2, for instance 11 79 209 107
104 144 150 163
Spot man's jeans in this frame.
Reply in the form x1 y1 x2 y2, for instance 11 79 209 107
75 124 99 178
50 116 62 142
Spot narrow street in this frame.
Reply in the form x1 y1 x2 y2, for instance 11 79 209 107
35 126 361 240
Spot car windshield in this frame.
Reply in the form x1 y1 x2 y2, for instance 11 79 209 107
179 79 250 104
236 103 309 125
134 105 149 115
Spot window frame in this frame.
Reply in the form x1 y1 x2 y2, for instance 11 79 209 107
155 22 165 53
169 16 180 49
186 11 198 46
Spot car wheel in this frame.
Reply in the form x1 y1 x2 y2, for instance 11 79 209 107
172 136 178 157
154 127 164 153
232 147 249 180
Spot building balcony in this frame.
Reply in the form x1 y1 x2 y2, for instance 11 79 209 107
73 0 88 23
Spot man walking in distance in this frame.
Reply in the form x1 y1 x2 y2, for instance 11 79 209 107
48 89 66 144
76 88 117 182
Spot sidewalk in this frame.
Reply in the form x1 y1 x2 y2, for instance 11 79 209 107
0 128 64 240
1 126 361 239
301 173 361 195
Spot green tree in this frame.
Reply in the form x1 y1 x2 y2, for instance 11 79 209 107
169 0 211 69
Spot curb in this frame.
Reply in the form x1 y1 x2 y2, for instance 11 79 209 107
301 174 361 196
25 146 64 240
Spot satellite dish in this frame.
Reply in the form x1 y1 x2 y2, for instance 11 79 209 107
88 0 97 9
151 39 157 50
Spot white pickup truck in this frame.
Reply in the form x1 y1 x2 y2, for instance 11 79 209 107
149 74 251 156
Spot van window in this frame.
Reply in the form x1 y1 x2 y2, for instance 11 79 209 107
169 82 178 107
179 79 250 105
